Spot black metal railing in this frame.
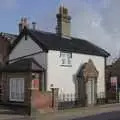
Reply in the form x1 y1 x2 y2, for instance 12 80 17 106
58 92 120 110
58 93 81 110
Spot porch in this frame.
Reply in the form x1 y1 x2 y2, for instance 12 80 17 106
0 58 45 114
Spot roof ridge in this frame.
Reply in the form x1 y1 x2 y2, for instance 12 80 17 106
0 32 17 36
10 28 110 57
29 29 56 36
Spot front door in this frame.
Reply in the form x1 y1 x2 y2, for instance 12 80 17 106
9 78 24 102
86 78 96 105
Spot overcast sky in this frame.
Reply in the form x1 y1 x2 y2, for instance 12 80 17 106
0 0 119 64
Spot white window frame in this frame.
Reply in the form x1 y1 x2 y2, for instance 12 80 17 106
60 52 72 66
9 78 24 102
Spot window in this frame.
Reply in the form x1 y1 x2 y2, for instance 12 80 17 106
60 52 72 66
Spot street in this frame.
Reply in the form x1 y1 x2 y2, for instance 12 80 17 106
0 104 120 120
0 111 120 120
73 111 120 120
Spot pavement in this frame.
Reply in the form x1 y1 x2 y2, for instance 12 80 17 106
0 105 29 120
0 103 120 120
0 115 29 120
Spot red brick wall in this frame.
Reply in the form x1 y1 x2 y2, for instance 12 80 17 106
31 90 53 112
1 72 31 106
31 88 59 114
0 36 10 64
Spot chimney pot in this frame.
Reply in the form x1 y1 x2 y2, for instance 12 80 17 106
32 22 36 30
18 17 29 33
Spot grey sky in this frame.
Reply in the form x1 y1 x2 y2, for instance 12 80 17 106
62 0 120 64
39 0 119 64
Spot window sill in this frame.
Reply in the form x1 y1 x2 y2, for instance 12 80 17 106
60 65 72 67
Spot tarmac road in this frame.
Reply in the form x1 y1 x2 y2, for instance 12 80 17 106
0 111 120 120
72 111 120 120
0 104 120 120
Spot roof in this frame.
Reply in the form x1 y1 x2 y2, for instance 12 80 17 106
0 58 44 72
0 32 17 43
10 28 110 57
107 58 120 71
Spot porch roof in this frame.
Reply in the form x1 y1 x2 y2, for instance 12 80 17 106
0 58 44 72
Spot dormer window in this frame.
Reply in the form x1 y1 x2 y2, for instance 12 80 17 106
60 52 72 67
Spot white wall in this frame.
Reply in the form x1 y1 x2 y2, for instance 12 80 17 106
47 50 105 96
9 36 47 69
30 53 47 69
10 36 42 60
9 35 106 96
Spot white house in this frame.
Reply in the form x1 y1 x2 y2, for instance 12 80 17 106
2 6 109 106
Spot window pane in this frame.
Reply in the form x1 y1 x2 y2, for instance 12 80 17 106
68 58 71 64
62 59 66 64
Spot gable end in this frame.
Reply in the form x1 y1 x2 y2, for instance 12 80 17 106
10 28 48 54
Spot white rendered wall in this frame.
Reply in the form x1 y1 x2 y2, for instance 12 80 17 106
47 50 105 96
9 36 47 69
10 36 42 60
9 35 106 96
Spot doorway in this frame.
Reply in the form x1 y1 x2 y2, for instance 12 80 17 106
77 59 98 106
86 78 97 105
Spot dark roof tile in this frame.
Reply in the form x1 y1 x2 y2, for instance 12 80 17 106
29 29 110 57
0 58 44 72
11 28 110 57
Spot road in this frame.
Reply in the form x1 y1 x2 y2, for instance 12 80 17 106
0 104 120 120
0 111 120 120
72 111 120 120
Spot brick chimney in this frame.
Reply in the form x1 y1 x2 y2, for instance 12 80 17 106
19 17 29 33
56 6 71 38
0 34 10 65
